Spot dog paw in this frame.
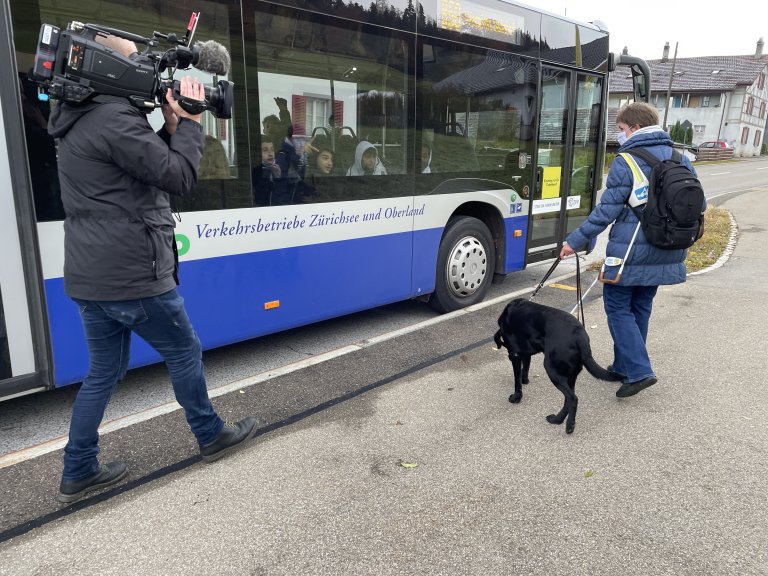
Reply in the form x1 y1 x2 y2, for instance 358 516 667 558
546 414 565 425
522 378 529 385
508 393 522 404
565 422 575 434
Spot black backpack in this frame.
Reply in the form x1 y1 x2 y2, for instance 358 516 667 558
627 148 706 250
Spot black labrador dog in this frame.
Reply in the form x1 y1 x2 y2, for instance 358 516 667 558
493 298 621 434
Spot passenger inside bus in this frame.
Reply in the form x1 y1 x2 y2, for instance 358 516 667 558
252 136 282 206
421 143 433 174
346 141 387 176
273 124 308 204
262 97 293 145
311 146 336 176
297 140 337 202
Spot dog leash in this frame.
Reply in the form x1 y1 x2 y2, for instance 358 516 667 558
574 255 585 326
529 257 560 301
530 255 586 326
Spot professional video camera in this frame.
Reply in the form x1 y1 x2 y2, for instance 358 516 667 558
31 12 233 118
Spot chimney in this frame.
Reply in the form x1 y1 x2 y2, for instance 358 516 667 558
662 42 670 62
757 37 764 57
622 46 628 55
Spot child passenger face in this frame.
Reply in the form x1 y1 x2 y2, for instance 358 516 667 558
316 150 334 174
362 148 377 172
261 142 275 164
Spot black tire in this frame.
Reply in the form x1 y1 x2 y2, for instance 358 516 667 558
428 216 496 313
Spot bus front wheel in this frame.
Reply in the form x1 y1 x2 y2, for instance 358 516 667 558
429 216 495 313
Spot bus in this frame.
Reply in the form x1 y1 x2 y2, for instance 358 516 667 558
0 0 650 401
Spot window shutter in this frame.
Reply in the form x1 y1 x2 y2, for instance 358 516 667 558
292 95 307 136
333 100 344 127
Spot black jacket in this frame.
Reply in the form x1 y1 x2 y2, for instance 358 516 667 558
48 99 204 300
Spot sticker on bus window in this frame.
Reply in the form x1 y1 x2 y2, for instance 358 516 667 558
542 166 562 199
566 195 581 210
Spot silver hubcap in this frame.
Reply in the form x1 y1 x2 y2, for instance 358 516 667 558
446 235 488 298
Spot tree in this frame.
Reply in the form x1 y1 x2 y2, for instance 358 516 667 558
403 0 416 25
669 120 684 143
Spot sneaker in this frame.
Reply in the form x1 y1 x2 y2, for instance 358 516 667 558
58 461 128 504
200 417 257 463
616 376 657 398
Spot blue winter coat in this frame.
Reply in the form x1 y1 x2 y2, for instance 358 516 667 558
565 128 704 286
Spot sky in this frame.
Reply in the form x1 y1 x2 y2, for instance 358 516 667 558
531 0 766 61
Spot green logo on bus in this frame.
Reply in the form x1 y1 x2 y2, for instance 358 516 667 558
510 192 517 202
175 233 190 257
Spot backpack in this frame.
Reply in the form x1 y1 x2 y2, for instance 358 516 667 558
621 148 706 250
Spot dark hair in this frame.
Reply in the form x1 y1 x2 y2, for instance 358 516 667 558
316 145 333 155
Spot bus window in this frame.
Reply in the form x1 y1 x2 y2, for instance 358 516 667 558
14 0 244 216
418 42 538 197
19 75 63 222
565 74 604 235
248 5 413 205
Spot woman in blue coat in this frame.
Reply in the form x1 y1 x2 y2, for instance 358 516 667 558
560 102 702 398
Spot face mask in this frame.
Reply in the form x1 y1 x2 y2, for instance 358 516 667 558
617 132 628 145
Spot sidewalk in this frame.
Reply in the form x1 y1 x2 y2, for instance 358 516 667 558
0 189 766 575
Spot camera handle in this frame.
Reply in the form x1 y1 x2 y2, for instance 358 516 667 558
81 23 151 46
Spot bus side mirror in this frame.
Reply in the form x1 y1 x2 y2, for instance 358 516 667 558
631 65 648 102
609 53 652 104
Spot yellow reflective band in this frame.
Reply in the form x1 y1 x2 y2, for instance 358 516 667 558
619 153 645 183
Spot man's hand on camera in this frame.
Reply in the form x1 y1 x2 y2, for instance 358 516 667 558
95 34 139 59
161 103 180 135
166 76 204 125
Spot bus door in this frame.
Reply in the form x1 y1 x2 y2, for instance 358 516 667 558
527 67 604 263
0 52 51 401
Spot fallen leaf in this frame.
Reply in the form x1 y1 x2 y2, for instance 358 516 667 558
400 462 419 469
584 469 594 478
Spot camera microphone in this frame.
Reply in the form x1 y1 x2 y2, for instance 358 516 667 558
193 40 230 76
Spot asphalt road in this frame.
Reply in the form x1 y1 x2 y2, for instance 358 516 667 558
0 184 766 574
3 157 765 461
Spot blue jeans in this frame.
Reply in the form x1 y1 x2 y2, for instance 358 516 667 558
603 284 659 385
63 288 224 482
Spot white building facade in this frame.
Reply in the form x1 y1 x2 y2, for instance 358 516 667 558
609 40 768 157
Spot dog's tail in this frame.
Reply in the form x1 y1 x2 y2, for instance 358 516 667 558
579 340 623 382
493 329 505 350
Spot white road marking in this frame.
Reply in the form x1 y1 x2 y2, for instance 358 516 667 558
0 270 580 469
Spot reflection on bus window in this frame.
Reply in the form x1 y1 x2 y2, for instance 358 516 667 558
566 74 603 235
248 6 412 204
19 75 63 222
17 0 243 217
173 135 234 212
418 42 539 196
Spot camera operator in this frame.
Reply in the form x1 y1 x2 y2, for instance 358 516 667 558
48 34 256 504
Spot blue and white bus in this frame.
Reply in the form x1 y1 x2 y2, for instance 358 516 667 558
0 0 650 400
